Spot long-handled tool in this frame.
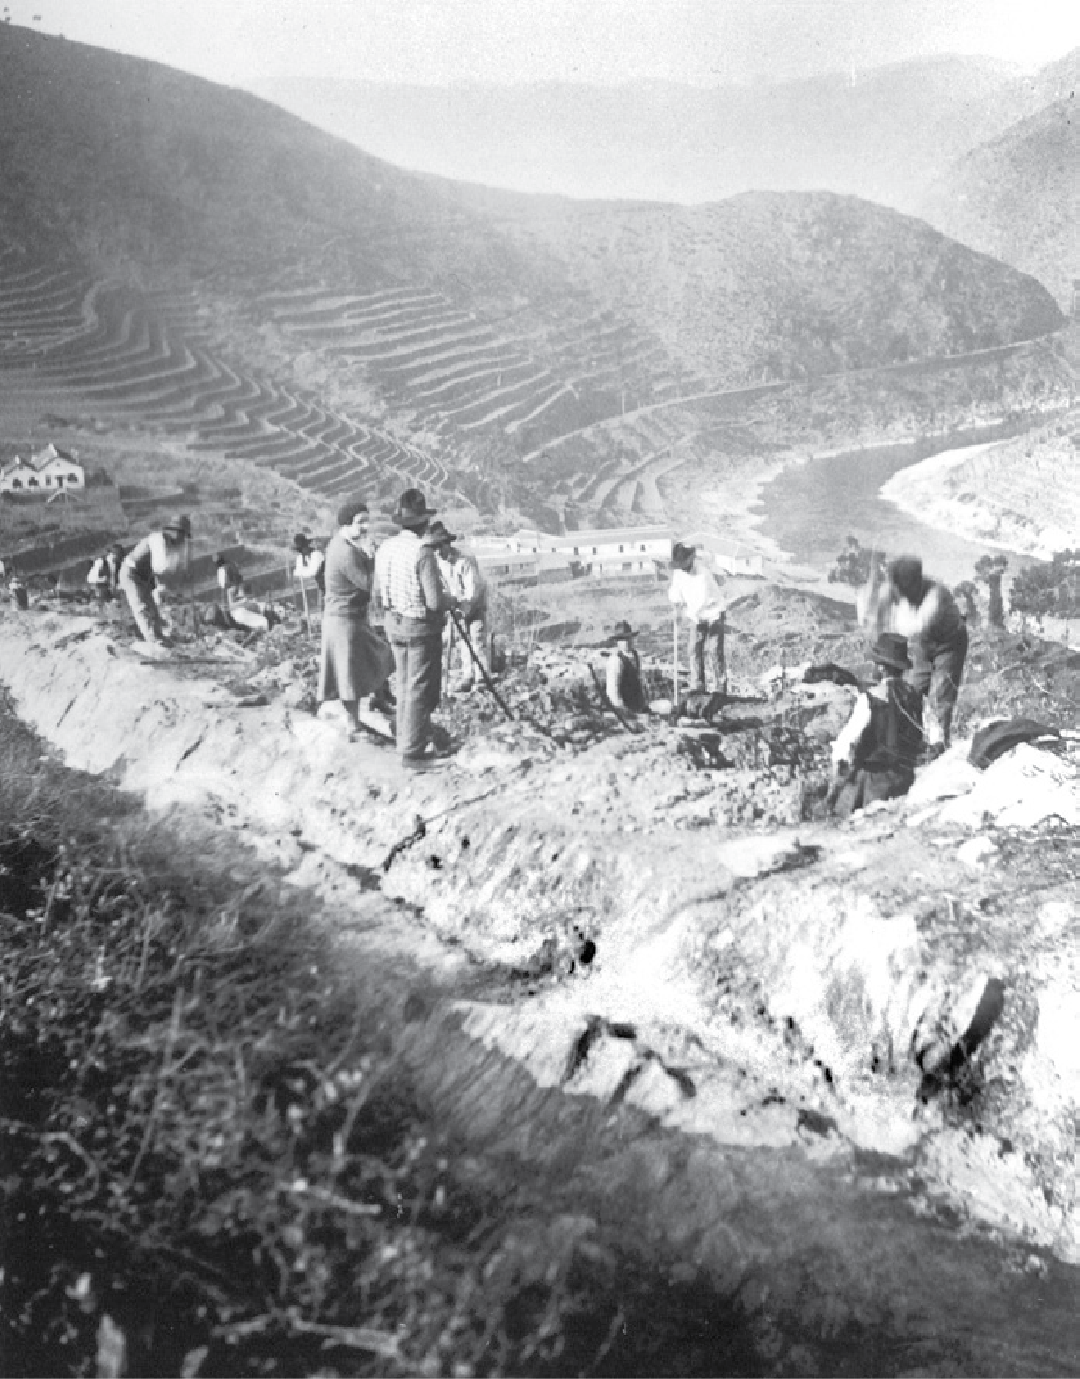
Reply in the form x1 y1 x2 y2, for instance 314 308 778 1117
187 546 203 646
673 610 680 710
449 608 514 720
297 572 311 637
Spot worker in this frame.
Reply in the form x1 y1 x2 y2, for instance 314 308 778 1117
668 542 728 695
318 499 395 740
87 543 126 604
829 632 924 816
605 620 647 714
863 555 968 751
293 533 326 608
118 515 192 645
426 520 489 691
373 488 458 766
214 555 275 633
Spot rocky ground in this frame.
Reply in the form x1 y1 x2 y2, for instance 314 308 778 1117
1 577 1076 1311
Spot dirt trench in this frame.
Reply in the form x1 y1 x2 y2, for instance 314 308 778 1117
1 609 1078 1370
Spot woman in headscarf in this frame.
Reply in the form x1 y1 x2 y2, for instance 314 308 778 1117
317 498 395 740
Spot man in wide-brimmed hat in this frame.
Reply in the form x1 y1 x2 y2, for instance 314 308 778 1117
426 520 489 693
860 554 968 749
604 619 647 714
118 514 192 645
373 489 458 765
668 541 728 696
829 631 924 816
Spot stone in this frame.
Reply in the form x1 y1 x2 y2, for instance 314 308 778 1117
957 835 998 868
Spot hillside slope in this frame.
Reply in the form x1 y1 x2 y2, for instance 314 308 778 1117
918 99 1078 311
0 23 1067 524
453 186 1065 383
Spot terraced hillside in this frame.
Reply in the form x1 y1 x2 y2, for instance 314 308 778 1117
0 247 453 507
0 23 1067 528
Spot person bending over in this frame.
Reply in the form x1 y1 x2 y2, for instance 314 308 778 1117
863 555 968 750
118 515 192 645
830 632 924 817
605 620 648 714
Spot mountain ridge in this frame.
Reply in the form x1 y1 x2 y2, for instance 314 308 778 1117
0 23 1068 524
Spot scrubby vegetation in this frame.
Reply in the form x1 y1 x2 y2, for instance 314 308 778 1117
0 693 776 1378
1010 549 1080 619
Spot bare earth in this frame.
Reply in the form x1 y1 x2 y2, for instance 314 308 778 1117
882 411 1080 560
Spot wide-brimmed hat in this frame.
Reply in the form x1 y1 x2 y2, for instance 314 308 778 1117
424 520 457 547
394 488 435 529
671 542 696 572
870 631 911 671
606 619 637 645
163 514 192 540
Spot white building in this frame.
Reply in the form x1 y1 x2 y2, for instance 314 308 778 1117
682 532 765 577
0 443 84 495
502 525 672 576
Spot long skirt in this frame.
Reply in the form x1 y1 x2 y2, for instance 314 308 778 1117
318 613 394 703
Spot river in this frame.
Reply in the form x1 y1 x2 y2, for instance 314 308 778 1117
756 431 1036 587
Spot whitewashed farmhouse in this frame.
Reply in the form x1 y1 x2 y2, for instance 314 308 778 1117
0 443 84 495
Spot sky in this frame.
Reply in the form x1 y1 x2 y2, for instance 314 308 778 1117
3 0 1078 89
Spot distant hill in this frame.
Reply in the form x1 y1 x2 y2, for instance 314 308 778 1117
0 24 1067 525
259 57 1029 210
918 99 1078 310
451 185 1064 383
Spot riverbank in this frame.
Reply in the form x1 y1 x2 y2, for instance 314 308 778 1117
667 417 1055 586
881 420 1080 561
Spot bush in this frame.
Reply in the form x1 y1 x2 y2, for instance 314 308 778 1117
1010 550 1080 619
828 537 886 587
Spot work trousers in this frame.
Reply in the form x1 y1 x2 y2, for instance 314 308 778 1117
385 613 443 760
118 570 165 643
910 623 968 746
691 614 726 693
833 765 915 819
448 614 489 687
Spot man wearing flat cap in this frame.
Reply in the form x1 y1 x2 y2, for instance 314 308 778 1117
374 489 458 765
426 521 489 692
318 498 394 739
829 631 924 816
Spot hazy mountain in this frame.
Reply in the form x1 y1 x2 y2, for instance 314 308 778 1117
918 97 1078 310
0 23 1065 507
258 56 1038 210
